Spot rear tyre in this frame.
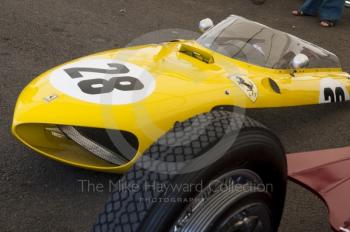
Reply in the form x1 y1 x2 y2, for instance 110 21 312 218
94 111 286 232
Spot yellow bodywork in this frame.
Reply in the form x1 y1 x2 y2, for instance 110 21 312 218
12 40 350 172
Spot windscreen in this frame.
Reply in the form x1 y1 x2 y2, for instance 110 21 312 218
197 16 340 69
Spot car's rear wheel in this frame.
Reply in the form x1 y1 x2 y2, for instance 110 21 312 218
94 111 286 232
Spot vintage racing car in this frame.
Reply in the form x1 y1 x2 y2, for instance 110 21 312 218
12 15 350 231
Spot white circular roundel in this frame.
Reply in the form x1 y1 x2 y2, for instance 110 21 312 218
49 58 156 105
319 78 349 104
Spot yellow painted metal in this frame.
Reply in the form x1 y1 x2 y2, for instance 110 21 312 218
12 40 349 172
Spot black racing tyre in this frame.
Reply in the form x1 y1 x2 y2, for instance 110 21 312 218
94 111 287 232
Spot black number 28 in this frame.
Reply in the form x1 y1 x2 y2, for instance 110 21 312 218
64 63 144 95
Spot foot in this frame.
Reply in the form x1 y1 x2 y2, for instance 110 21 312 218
251 0 265 5
292 10 305 16
292 10 314 17
320 20 336 27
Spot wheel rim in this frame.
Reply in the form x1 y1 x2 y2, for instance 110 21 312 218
171 169 272 232
215 202 271 232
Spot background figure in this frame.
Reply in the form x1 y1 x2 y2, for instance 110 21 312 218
293 0 345 27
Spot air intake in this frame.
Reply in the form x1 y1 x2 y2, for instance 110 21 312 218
179 44 215 64
59 126 138 165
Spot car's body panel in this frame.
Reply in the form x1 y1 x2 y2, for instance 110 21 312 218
12 14 350 175
12 39 350 172
288 147 350 232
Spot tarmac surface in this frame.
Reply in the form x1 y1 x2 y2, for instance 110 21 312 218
1 0 350 231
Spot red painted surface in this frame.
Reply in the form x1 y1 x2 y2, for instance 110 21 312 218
288 147 350 232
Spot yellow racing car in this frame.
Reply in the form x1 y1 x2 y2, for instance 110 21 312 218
12 15 350 232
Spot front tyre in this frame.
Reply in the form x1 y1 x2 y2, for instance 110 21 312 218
172 169 273 232
94 111 286 232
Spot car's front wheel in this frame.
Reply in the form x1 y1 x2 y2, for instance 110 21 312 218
171 169 273 232
94 111 286 232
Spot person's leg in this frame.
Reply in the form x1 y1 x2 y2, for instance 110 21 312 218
319 0 345 22
299 0 323 16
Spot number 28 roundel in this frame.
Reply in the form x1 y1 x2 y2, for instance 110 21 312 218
49 58 156 105
319 78 350 104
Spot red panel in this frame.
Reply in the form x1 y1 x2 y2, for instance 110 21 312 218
288 147 350 231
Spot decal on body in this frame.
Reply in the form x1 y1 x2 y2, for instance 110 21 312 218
319 78 349 103
229 74 258 102
49 58 156 105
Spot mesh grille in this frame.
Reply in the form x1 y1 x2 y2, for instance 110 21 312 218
59 126 130 165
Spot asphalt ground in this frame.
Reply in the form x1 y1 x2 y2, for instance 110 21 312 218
1 0 350 231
